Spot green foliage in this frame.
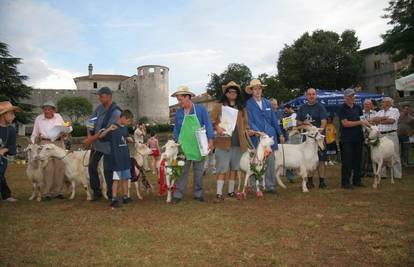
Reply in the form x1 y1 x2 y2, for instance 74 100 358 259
71 125 87 137
57 96 92 123
258 73 300 103
146 124 173 133
381 0 414 73
206 63 253 100
0 42 34 123
138 116 149 124
277 30 363 93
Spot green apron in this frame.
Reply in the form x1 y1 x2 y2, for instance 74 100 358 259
178 106 202 161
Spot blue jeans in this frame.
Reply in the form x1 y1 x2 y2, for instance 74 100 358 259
0 157 11 200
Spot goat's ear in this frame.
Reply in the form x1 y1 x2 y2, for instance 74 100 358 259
319 134 325 138
174 143 180 147
317 128 324 132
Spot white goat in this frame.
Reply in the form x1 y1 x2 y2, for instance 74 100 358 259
365 125 395 189
159 140 180 203
37 144 94 200
238 134 276 199
274 126 325 193
25 144 49 201
128 142 153 200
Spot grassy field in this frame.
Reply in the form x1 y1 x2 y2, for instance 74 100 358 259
0 162 413 267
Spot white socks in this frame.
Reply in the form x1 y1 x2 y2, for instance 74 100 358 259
228 180 235 193
217 180 224 195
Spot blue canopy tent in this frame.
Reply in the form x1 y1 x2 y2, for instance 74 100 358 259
283 89 384 114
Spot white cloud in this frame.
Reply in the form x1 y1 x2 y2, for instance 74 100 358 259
0 0 86 89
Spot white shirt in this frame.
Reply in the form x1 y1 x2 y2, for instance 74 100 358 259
255 100 263 110
134 128 145 143
375 107 400 132
31 113 65 143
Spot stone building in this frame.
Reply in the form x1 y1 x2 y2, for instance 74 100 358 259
359 45 412 100
23 64 170 124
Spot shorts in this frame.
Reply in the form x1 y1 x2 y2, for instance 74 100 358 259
318 147 328 162
326 142 337 155
151 149 160 157
113 169 131 180
215 146 243 174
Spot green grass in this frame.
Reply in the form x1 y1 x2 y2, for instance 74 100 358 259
1 163 413 267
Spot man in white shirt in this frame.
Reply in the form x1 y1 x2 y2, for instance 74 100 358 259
371 97 402 178
31 101 66 200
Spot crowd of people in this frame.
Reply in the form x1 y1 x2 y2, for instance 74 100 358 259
0 81 413 206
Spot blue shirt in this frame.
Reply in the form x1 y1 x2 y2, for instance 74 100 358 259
90 103 122 154
0 126 16 156
246 97 282 150
296 102 328 128
105 124 131 172
173 104 215 141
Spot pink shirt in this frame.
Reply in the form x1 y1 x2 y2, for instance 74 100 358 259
31 113 65 143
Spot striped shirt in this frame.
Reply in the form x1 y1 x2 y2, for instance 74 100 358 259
375 107 400 132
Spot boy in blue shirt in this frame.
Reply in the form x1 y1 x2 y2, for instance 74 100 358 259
100 110 134 208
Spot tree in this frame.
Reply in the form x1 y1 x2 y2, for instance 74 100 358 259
206 63 253 100
381 0 414 73
277 30 363 93
258 73 299 103
57 96 92 123
0 42 34 123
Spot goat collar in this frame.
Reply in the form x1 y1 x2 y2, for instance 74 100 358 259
367 137 380 147
58 150 73 160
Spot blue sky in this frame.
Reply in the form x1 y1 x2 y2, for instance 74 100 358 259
0 0 391 103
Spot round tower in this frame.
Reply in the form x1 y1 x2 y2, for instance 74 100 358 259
136 65 169 123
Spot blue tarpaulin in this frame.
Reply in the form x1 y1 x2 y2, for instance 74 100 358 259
284 89 384 114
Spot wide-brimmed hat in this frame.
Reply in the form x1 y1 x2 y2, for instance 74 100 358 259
41 101 56 109
245 79 267 94
171 85 196 97
0 101 22 115
222 81 241 93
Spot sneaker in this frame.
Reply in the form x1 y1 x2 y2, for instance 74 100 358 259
122 197 132 204
91 194 103 201
341 184 353 190
353 182 365 187
193 196 205 202
172 197 182 204
110 199 121 208
227 192 236 198
4 197 17 202
306 178 315 189
41 196 52 202
265 189 277 194
214 194 224 203
55 194 65 199
319 181 327 189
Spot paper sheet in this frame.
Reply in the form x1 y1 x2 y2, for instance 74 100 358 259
218 106 238 136
48 125 73 141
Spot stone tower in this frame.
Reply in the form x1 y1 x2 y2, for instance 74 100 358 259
136 65 169 123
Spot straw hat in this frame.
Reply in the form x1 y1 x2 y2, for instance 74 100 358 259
222 81 241 93
171 85 196 97
245 79 267 94
0 101 22 115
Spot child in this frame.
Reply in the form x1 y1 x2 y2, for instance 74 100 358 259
147 132 160 175
0 101 21 202
99 110 134 208
325 116 338 165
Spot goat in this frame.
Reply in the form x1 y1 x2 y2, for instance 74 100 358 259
274 126 325 192
128 142 153 200
25 144 49 201
238 134 275 199
37 144 94 200
365 125 395 189
158 140 180 203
